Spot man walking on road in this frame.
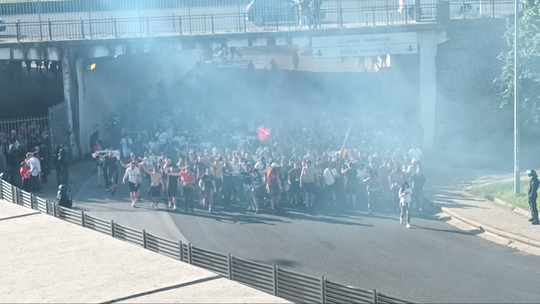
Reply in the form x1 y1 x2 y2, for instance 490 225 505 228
123 161 141 208
527 169 539 225
142 163 165 209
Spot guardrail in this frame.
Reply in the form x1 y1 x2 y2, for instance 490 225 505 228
0 1 520 44
0 178 419 304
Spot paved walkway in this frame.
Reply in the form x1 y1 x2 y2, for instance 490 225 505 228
0 199 289 303
423 160 540 256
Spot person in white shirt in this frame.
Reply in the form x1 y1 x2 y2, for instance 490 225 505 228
123 162 141 207
323 162 338 206
398 181 413 228
120 135 133 162
157 131 168 151
408 144 422 168
26 152 41 193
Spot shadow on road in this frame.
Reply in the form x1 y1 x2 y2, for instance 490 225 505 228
412 224 484 236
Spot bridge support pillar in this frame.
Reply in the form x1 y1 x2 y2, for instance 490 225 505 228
419 30 447 149
61 47 81 160
76 59 89 157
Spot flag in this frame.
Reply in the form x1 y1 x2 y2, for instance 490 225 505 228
257 126 271 142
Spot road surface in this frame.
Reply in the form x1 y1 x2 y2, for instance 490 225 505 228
71 159 540 303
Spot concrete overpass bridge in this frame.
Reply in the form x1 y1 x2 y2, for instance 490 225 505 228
0 0 517 158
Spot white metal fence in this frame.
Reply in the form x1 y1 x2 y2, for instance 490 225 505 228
0 178 419 304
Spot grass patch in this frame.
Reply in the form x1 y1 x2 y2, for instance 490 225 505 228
470 180 530 211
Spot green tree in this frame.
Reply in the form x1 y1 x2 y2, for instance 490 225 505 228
494 0 540 124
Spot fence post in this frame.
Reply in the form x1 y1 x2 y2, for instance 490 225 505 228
188 243 193 264
372 7 376 26
243 14 247 32
30 193 34 209
48 20 52 40
53 203 57 217
339 7 343 27
386 0 390 25
273 264 278 296
111 220 115 237
81 19 85 39
491 0 495 18
143 230 147 248
179 241 184 261
45 199 49 214
146 17 150 36
178 16 183 35
372 289 378 304
113 19 118 38
211 15 215 34
321 276 326 304
12 185 16 204
227 253 232 280
0 180 3 200
405 6 409 24
89 19 93 39
16 21 20 42
81 211 86 227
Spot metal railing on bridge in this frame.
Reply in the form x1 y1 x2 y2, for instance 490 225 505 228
0 177 419 304
0 1 521 43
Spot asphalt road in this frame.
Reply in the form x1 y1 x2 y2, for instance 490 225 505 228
71 159 540 304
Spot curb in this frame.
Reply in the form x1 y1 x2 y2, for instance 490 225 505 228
493 197 530 218
439 205 540 256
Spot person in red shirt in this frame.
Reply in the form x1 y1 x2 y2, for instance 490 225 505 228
20 162 32 192
179 165 196 213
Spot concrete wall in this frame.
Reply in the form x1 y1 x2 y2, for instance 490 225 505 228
435 18 513 163
80 49 200 152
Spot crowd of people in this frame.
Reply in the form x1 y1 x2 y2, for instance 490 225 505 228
0 120 56 191
87 64 428 228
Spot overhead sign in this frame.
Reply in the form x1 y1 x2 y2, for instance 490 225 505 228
312 32 418 58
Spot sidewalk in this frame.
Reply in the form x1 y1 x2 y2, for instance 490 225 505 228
0 199 289 303
423 162 540 257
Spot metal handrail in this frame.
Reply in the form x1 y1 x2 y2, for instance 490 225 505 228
2 4 432 43
0 178 419 304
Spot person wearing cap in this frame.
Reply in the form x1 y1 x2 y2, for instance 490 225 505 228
527 169 539 225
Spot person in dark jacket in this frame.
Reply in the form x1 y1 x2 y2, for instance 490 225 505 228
527 169 539 225
58 148 69 185
53 145 62 186
5 144 18 186
57 184 72 209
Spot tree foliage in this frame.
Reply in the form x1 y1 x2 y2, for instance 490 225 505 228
494 0 540 124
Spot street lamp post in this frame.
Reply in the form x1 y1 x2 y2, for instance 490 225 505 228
514 0 520 196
